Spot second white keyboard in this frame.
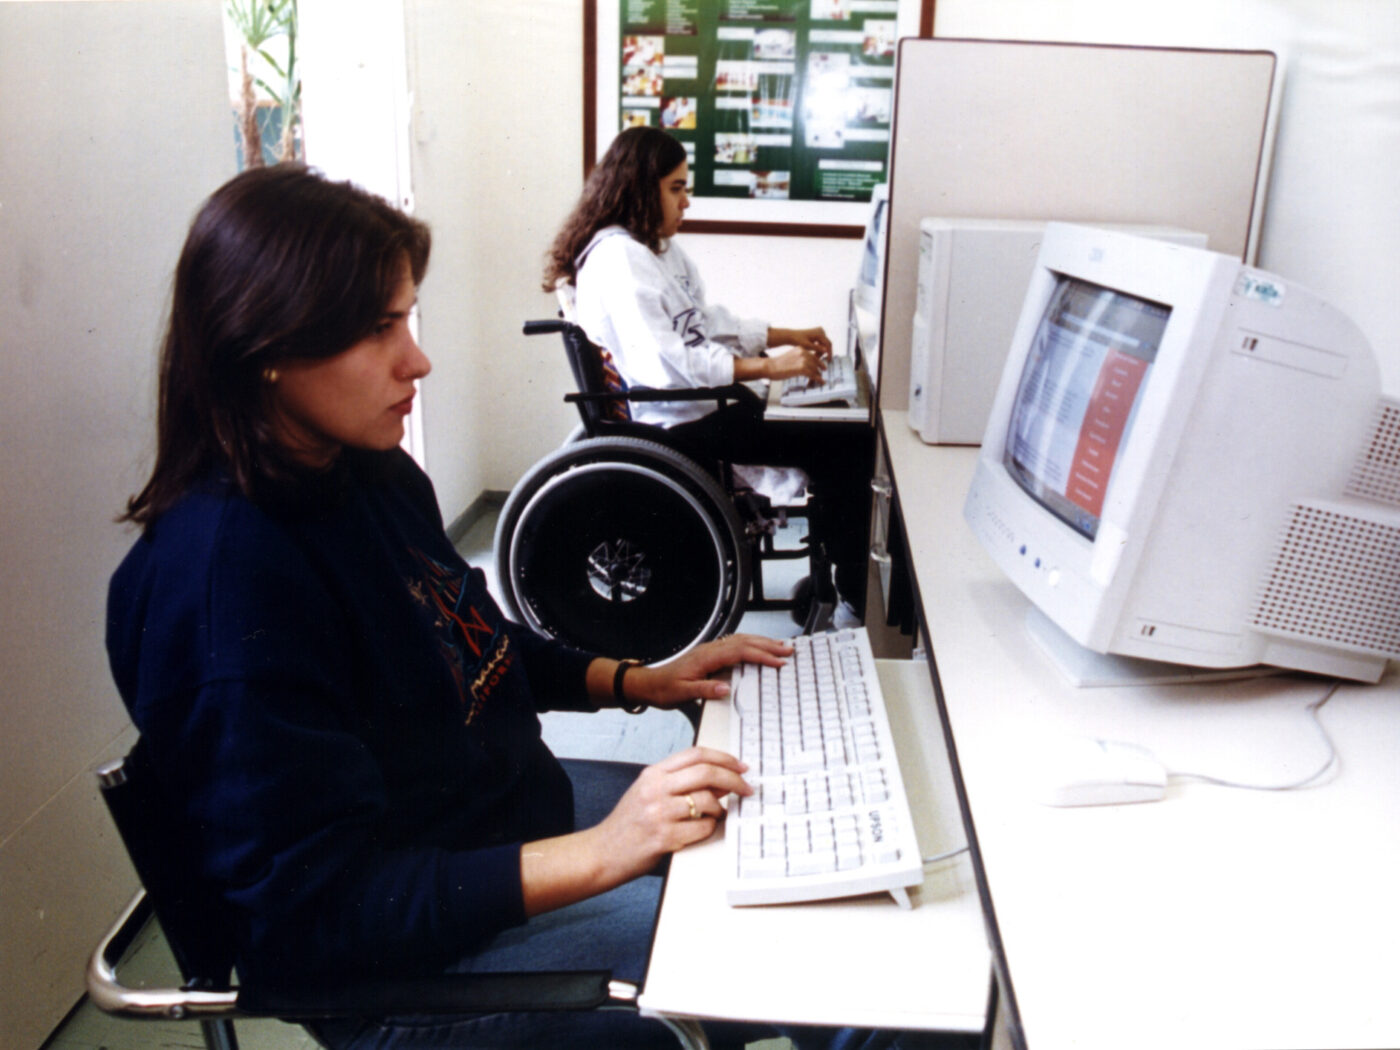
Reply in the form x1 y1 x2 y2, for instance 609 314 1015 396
780 353 859 406
724 627 923 908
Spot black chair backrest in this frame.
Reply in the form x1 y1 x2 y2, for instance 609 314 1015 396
99 739 238 990
558 322 633 430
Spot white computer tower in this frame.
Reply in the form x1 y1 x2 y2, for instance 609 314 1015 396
908 218 1209 444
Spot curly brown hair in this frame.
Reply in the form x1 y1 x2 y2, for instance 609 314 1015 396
543 127 688 291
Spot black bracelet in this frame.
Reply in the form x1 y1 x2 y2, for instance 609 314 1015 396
614 659 646 713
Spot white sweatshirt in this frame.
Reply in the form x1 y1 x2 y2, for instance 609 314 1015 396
574 226 769 427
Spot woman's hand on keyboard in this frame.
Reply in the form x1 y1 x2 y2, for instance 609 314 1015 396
594 746 753 879
754 347 827 384
767 325 832 356
631 633 794 708
521 746 751 913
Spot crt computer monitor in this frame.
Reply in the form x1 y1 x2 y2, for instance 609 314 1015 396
850 183 889 372
964 223 1400 683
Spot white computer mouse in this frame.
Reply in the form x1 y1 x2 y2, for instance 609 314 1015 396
1034 736 1168 807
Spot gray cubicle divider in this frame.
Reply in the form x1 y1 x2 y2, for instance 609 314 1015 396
877 38 1277 413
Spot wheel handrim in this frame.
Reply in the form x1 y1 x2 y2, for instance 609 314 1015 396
507 461 739 660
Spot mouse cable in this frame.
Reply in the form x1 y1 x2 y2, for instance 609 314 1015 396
1168 680 1342 793
922 845 970 867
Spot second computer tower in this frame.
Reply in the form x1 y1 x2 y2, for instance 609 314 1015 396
908 218 1208 445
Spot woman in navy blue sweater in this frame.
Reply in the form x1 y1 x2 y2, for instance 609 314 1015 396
108 166 946 1050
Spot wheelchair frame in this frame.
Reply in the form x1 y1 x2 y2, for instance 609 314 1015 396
493 319 836 664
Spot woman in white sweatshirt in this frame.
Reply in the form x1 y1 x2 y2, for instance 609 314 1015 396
544 126 871 615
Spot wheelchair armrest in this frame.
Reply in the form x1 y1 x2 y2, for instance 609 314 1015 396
567 383 763 407
241 970 622 1019
523 319 567 336
89 891 632 1024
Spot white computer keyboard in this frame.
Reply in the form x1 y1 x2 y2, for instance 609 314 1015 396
724 627 923 908
779 353 859 407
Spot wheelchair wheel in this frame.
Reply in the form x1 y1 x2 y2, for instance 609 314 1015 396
495 437 750 663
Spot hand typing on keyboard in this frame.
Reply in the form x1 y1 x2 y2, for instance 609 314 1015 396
731 327 835 387
584 744 753 880
768 325 833 360
764 346 829 385
522 633 790 915
617 632 795 706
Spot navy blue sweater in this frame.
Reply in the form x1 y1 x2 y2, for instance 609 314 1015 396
106 450 598 986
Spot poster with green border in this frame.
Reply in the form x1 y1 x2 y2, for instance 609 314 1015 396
617 0 900 206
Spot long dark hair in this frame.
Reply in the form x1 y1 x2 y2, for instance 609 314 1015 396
122 164 431 526
543 126 688 290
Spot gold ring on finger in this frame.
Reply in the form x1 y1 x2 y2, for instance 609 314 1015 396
684 793 700 820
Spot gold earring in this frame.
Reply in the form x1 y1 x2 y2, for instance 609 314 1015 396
262 367 280 384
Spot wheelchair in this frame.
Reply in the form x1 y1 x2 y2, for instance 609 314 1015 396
493 319 838 664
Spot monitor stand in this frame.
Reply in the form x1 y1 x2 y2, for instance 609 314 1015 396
1025 606 1278 688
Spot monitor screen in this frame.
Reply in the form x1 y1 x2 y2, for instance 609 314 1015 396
852 184 889 365
858 190 888 296
1004 277 1169 539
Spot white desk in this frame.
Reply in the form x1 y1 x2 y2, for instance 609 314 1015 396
640 660 991 1032
881 412 1400 1050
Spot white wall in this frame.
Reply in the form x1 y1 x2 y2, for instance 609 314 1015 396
934 0 1400 391
405 0 580 512
0 3 234 1046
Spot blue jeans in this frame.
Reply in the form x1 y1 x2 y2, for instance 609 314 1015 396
307 760 976 1050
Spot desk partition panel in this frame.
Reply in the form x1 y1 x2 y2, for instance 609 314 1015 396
877 38 1276 411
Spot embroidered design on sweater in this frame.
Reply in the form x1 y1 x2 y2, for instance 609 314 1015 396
407 550 514 725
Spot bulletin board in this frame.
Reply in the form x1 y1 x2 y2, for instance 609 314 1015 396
586 0 935 235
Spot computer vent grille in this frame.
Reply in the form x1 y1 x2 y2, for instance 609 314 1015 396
1252 503 1400 656
1346 397 1400 507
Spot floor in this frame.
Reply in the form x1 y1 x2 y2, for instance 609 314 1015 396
46 503 806 1050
